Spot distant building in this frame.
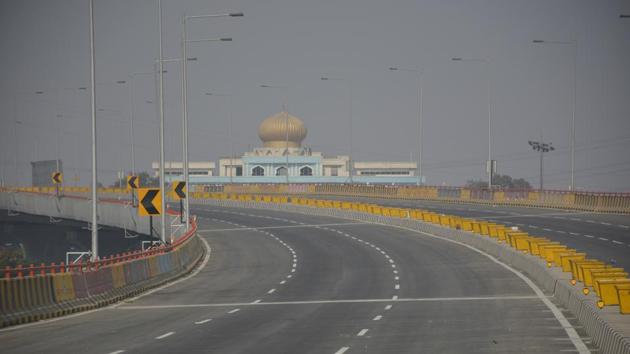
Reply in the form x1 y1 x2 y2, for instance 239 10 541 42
154 112 421 185
151 161 215 178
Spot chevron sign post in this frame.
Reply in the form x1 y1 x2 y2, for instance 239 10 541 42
138 188 162 238
172 181 186 223
52 172 63 197
127 175 140 207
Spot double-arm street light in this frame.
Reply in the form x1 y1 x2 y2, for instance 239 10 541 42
260 84 290 184
388 67 423 185
451 57 494 189
320 76 354 183
529 140 555 191
532 39 577 191
180 11 242 231
205 92 235 183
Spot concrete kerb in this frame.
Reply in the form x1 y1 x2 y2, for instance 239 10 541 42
194 198 630 354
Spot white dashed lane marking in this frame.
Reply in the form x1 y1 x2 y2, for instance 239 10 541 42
357 329 369 337
228 308 240 314
334 347 350 354
155 332 175 340
195 319 212 325
373 315 383 321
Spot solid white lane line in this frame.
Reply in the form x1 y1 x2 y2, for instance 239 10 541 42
334 347 350 354
195 319 212 325
373 315 382 321
268 289 276 294
384 305 392 310
228 308 240 314
109 351 125 354
357 329 369 336
156 332 175 339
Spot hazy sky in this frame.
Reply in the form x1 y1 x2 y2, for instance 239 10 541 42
1 0 629 191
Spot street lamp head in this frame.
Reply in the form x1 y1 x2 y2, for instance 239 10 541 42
532 39 545 43
78 87 88 90
451 57 462 61
389 67 399 71
229 12 244 17
116 80 127 84
35 91 44 94
220 38 233 42
187 57 198 61
320 77 329 80
620 14 630 18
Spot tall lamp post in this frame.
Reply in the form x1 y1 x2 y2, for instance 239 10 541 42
88 0 99 260
260 84 290 184
320 76 353 183
388 67 423 185
181 12 241 231
451 57 493 189
532 39 577 191
205 92 234 183
529 140 555 191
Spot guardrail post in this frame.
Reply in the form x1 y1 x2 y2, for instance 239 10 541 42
16 264 23 278
4 266 11 279
28 264 35 277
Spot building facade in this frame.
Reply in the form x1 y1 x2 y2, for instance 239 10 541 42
156 112 421 185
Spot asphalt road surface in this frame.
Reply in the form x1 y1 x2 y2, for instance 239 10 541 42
0 205 596 353
310 195 630 271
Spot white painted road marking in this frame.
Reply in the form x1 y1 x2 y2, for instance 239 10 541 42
195 319 212 325
612 240 623 245
385 305 392 310
268 289 276 294
156 332 175 339
334 347 350 354
357 329 369 336
228 308 240 314
252 299 262 304
373 315 382 321
395 284 400 290
109 351 125 354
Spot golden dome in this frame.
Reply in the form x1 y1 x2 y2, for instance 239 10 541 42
258 112 307 148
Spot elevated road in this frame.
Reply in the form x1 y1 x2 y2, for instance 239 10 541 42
0 209 153 265
0 205 594 353
311 196 630 271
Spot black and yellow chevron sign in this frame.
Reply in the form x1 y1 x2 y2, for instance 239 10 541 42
173 181 186 200
127 175 140 189
52 172 63 184
137 188 162 216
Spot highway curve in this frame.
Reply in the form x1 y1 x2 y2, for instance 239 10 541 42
0 205 596 353
314 196 630 271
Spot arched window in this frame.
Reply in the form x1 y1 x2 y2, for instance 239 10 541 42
300 166 313 176
252 166 264 176
276 166 288 176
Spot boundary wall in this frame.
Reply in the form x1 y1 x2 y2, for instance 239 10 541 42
193 184 630 214
192 196 630 354
0 192 205 328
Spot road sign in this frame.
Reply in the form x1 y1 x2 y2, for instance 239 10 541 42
127 175 140 189
173 181 186 200
137 188 162 216
52 172 63 184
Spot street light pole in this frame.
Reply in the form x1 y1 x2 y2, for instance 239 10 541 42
451 57 493 189
532 39 578 191
89 0 98 260
529 140 555 191
181 11 241 231
320 76 353 183
388 67 423 185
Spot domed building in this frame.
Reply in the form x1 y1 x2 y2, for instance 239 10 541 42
157 111 420 184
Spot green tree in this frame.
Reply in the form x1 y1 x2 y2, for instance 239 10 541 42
466 174 532 190
110 171 159 188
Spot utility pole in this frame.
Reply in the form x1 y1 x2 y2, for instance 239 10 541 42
529 140 555 191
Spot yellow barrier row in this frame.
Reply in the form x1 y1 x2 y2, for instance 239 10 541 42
198 192 630 314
